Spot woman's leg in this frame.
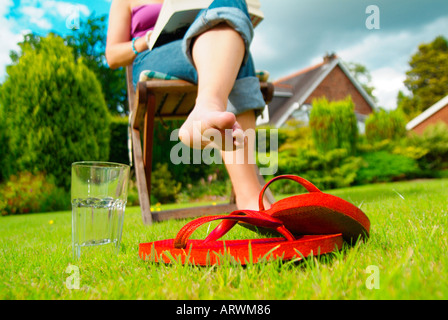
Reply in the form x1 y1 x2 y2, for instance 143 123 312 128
173 1 270 209
221 110 271 210
178 23 245 150
178 20 269 209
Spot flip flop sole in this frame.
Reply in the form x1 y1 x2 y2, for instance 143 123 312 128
139 233 343 266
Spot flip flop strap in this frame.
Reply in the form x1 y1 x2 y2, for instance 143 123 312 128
173 210 295 249
259 175 322 211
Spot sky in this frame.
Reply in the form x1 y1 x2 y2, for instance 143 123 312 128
1 0 448 110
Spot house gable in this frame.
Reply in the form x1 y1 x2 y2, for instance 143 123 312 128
305 64 374 116
267 55 376 128
406 95 448 134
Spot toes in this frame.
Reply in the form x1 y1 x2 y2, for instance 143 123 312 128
206 111 236 131
178 111 246 151
232 126 245 149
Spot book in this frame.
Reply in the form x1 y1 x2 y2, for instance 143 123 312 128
149 0 264 50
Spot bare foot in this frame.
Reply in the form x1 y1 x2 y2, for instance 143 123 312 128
178 102 244 150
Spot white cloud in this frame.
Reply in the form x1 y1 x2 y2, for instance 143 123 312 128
19 1 91 31
337 31 413 70
335 15 448 110
254 0 448 108
0 0 93 82
0 0 13 16
251 32 277 62
371 67 408 110
21 6 52 29
0 1 25 82
42 1 90 18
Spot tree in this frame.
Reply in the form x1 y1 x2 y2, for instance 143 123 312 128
0 34 110 189
65 14 128 114
398 35 448 120
10 14 128 115
346 62 378 103
9 33 43 65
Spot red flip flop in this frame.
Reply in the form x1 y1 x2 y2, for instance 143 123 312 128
139 175 370 266
139 210 343 266
209 175 370 243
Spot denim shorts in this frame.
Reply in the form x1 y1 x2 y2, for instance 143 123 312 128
132 0 266 116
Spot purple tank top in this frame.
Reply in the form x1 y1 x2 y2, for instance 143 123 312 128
131 3 163 38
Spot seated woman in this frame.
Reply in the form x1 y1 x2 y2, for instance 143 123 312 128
106 0 271 210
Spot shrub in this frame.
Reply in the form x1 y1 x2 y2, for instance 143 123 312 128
354 151 420 185
309 96 358 155
277 124 313 156
150 163 182 204
407 122 448 171
365 109 407 143
178 177 231 203
0 172 70 215
108 116 130 165
0 102 11 182
256 126 290 152
391 144 429 160
276 148 364 191
126 179 140 207
0 34 110 189
357 136 394 153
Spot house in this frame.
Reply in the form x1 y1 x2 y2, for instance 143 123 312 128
259 54 376 130
406 95 448 134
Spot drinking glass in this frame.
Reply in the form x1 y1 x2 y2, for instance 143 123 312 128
71 161 130 259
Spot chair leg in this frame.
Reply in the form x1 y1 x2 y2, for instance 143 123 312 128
142 93 156 222
132 127 153 225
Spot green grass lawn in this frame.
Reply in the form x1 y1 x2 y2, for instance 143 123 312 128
1 178 447 300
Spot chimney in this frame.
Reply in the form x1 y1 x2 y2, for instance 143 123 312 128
323 52 337 64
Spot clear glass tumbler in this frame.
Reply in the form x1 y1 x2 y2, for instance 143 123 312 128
71 161 130 259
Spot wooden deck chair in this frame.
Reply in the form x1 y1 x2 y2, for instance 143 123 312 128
126 65 275 225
